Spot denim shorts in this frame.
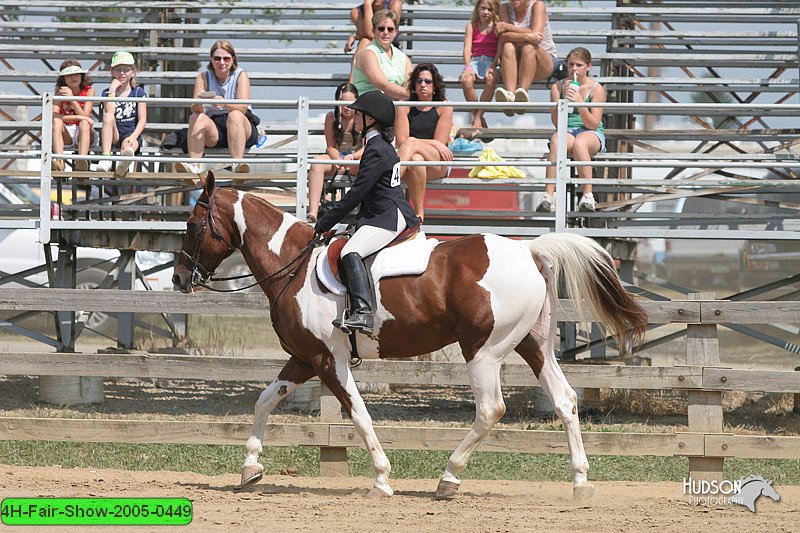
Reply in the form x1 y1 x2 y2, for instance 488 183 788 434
568 127 606 153
470 55 497 79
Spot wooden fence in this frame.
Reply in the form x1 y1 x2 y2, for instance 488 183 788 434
1 289 799 480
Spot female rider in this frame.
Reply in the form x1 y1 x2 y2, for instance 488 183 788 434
314 91 419 335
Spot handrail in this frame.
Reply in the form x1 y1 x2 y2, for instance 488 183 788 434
2 92 793 243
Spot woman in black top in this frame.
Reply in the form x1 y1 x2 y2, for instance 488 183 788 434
314 91 419 335
395 63 453 220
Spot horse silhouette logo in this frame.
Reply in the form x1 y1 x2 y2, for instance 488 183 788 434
730 476 781 512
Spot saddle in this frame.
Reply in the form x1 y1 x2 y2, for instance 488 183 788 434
315 226 438 295
325 221 421 280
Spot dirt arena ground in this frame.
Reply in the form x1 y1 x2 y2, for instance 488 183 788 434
1 466 798 532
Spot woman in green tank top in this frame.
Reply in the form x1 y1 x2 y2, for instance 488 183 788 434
538 47 606 213
352 9 412 100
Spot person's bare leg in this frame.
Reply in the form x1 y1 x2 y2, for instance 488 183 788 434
226 109 251 159
499 41 518 91
461 74 480 127
77 120 91 157
308 156 334 220
100 106 117 155
52 118 67 155
517 44 537 91
533 47 554 82
187 113 216 159
476 69 498 127
571 132 601 195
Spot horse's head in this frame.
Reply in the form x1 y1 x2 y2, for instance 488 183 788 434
173 172 239 293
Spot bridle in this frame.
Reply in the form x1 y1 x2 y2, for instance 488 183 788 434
181 194 237 290
180 191 323 297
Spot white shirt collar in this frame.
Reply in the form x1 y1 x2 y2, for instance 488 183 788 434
365 129 381 143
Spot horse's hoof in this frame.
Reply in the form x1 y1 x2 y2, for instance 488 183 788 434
366 487 392 499
434 479 460 500
241 464 264 487
573 483 595 501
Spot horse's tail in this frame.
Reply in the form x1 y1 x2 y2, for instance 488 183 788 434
528 232 648 353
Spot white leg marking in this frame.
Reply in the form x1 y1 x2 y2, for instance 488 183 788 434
244 379 302 467
532 256 591 491
442 357 505 484
332 354 393 496
538 346 591 489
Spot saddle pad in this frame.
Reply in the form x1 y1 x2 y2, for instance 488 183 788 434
315 231 439 295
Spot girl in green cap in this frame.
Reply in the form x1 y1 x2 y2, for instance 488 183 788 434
97 51 147 177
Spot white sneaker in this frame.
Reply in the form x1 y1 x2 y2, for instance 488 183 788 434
115 147 135 177
578 193 596 212
96 158 112 172
494 87 515 117
175 162 203 174
514 88 529 115
536 195 555 213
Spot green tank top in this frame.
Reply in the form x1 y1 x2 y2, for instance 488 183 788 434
561 80 604 134
352 40 408 95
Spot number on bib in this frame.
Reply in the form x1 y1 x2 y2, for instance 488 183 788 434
390 162 402 187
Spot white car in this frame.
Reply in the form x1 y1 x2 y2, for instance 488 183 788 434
0 183 175 336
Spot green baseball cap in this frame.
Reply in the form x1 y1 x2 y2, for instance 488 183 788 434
111 51 135 67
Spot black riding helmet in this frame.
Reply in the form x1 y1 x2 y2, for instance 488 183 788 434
348 90 395 128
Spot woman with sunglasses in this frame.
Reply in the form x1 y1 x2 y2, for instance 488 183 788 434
352 9 412 101
177 40 258 174
344 1 403 81
395 63 453 220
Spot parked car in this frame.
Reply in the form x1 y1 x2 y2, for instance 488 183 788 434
636 194 799 291
0 183 175 336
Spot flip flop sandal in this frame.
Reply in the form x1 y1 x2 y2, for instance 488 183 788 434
480 117 494 143
460 127 481 141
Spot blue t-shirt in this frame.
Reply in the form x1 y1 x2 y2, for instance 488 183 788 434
101 85 146 140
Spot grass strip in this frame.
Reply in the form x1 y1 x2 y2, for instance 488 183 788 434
2 441 800 485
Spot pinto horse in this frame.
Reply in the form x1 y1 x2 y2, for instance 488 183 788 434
173 173 648 500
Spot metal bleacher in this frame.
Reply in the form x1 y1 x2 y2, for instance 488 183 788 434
1 0 798 353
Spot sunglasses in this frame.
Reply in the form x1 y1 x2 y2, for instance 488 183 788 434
111 66 133 75
415 78 434 85
212 55 233 62
376 25 396 33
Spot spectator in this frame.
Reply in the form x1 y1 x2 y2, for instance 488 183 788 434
494 0 557 116
313 91 418 335
345 0 403 82
396 63 453 220
307 82 364 223
352 9 412 101
52 60 95 172
96 51 146 177
176 40 258 174
537 47 606 213
460 0 500 130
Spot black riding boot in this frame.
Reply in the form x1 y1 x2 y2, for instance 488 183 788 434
334 252 374 334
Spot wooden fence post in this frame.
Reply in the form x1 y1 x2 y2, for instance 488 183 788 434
794 366 800 415
686 292 724 486
318 384 349 476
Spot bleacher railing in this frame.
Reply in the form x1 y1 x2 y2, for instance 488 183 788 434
0 93 793 243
